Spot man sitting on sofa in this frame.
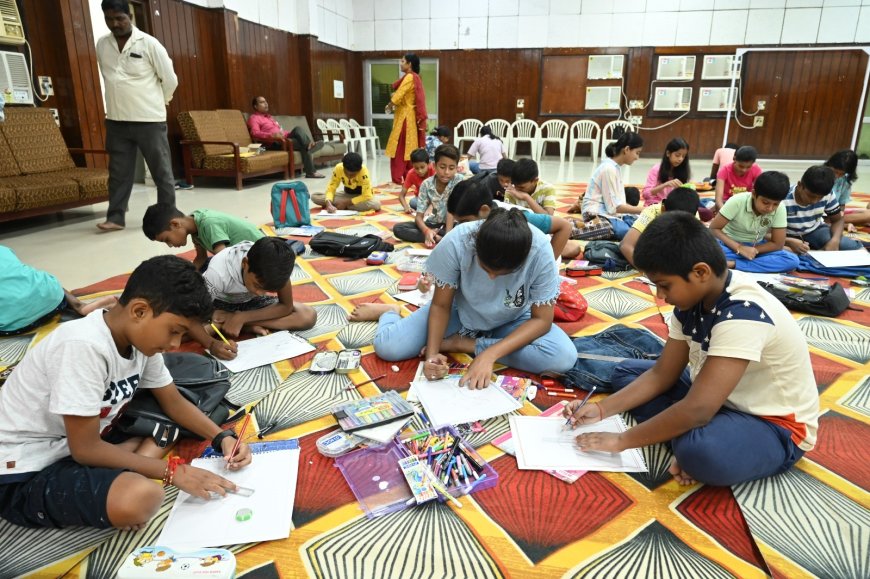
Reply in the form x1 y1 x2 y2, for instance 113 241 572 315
247 96 325 178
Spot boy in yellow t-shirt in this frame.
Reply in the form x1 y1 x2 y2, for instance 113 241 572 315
311 152 381 212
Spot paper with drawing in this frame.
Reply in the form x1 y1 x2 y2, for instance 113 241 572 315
218 331 314 373
413 375 523 428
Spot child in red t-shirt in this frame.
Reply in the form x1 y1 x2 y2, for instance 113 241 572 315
398 148 435 214
714 146 762 212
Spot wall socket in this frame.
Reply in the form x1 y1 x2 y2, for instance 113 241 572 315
629 116 642 126
516 98 525 108
753 116 764 128
515 112 524 120
38 76 54 97
49 108 59 126
629 99 644 109
757 100 766 111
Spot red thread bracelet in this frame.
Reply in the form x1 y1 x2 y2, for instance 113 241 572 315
163 456 187 487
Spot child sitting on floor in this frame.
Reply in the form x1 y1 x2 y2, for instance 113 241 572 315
398 148 434 214
783 165 863 253
620 187 700 267
565 212 818 487
826 149 870 229
393 144 463 248
709 171 799 273
504 159 557 215
642 137 691 206
714 146 762 212
351 209 576 386
0 246 117 336
189 237 317 360
709 142 738 180
471 158 515 202
447 178 576 260
0 256 252 529
143 202 264 270
311 152 381 213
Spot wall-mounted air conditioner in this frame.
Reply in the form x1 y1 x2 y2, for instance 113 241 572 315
0 0 25 46
0 51 33 104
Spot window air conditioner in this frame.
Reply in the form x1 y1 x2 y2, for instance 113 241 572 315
0 50 33 104
0 0 25 46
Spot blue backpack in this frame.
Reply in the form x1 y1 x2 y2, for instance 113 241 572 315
271 181 311 227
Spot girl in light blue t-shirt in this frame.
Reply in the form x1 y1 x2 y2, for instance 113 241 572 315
350 209 576 388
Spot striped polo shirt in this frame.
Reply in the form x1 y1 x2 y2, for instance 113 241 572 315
783 185 841 237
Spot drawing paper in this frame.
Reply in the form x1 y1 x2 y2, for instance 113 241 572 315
218 331 314 373
413 375 523 429
807 249 870 268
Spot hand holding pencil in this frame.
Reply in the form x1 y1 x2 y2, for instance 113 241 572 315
209 322 238 360
562 387 601 429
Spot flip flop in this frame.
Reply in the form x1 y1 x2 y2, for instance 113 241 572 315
306 173 326 178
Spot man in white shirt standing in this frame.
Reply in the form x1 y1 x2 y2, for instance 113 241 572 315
95 0 178 232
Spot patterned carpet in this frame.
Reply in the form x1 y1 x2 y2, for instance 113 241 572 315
0 186 868 579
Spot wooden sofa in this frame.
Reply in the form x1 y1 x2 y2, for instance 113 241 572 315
178 110 291 190
0 108 108 223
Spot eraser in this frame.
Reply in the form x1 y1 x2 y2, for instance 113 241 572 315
391 365 400 372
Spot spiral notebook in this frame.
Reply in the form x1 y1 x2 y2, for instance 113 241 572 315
157 439 300 550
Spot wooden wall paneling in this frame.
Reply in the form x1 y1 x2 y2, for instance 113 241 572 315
540 55 586 115
65 0 106 168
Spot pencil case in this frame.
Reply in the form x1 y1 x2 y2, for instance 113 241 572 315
117 547 235 578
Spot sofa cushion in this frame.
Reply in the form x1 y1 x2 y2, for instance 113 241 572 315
316 142 347 158
2 175 79 210
1 109 75 175
274 115 314 143
178 111 234 166
215 110 253 148
201 150 288 173
0 186 15 212
54 168 109 201
0 131 21 178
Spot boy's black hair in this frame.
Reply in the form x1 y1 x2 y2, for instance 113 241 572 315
342 152 363 172
754 171 790 201
409 148 429 164
448 179 493 217
403 53 421 74
101 0 130 13
662 187 700 213
725 142 739 150
496 158 516 177
433 144 460 164
657 137 691 185
142 202 185 240
734 146 758 163
246 237 295 292
605 131 643 158
624 186 640 207
825 149 858 184
634 212 727 280
799 165 835 197
475 208 532 272
251 96 263 108
511 158 539 185
431 125 451 138
119 256 213 322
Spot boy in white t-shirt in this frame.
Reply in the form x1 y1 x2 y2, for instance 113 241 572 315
0 256 252 529
564 212 818 487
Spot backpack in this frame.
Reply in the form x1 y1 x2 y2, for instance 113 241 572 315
553 281 588 322
759 281 852 317
583 240 633 271
115 352 233 448
271 181 311 227
309 231 394 259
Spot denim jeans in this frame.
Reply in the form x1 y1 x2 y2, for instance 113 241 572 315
603 215 638 241
797 225 863 251
373 304 576 375
612 359 804 486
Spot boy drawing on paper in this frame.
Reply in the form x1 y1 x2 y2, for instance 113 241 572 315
311 152 381 213
564 213 818 486
0 256 252 530
190 237 317 360
143 202 264 270
398 148 435 214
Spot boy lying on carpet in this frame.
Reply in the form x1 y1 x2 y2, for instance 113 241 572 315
351 209 576 387
188 237 317 360
0 245 117 336
143 202 264 271
0 256 252 529
564 212 819 487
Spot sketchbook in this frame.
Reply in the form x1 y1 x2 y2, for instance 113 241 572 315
412 375 523 429
806 249 870 268
393 288 433 307
157 440 300 550
311 209 359 218
218 331 314 373
510 415 647 473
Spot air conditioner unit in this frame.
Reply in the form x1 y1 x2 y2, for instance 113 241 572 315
0 51 33 104
0 0 25 46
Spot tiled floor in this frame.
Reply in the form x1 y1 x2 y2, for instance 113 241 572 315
0 154 856 289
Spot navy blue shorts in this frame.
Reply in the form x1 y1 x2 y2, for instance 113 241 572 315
0 456 126 529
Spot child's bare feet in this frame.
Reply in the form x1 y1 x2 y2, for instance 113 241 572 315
247 325 270 336
118 522 148 532
439 333 476 354
726 260 736 269
668 457 696 486
77 295 119 315
348 303 401 322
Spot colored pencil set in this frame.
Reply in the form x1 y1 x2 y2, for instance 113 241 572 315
333 391 415 433
400 430 486 490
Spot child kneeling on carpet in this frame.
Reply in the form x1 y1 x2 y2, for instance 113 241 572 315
0 256 252 529
564 212 818 487
189 237 317 360
311 152 381 213
143 202 264 271
351 209 576 387
709 171 799 273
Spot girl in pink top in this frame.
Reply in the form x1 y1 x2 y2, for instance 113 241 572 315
642 138 691 205
467 126 506 174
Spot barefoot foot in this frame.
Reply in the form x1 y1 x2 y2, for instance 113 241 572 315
668 457 696 486
726 260 736 269
348 303 401 322
77 295 119 316
247 325 270 336
439 333 476 354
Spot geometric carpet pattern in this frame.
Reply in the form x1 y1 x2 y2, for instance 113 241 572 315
1 186 868 578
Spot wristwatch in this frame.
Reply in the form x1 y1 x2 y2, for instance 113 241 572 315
212 429 237 451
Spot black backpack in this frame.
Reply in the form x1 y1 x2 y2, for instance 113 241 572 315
309 231 393 259
759 281 852 317
115 352 234 448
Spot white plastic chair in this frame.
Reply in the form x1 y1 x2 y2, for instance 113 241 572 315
325 119 344 144
600 120 634 161
349 118 379 158
537 120 569 162
337 119 365 162
454 118 482 153
569 120 600 164
317 119 339 143
508 119 541 161
485 118 511 151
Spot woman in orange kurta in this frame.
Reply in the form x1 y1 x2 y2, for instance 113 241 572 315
385 53 427 184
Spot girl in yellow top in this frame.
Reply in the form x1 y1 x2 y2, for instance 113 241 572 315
386 53 427 184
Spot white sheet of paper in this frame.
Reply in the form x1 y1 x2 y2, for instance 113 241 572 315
218 331 314 373
157 448 300 550
494 200 533 213
510 415 648 472
807 249 870 268
393 288 433 307
312 210 359 218
354 417 413 443
406 248 433 257
413 376 523 428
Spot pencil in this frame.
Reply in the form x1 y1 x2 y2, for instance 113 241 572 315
226 414 250 470
343 373 387 391
211 323 231 346
563 386 597 428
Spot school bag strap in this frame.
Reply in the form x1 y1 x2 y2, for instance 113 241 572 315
271 181 312 228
